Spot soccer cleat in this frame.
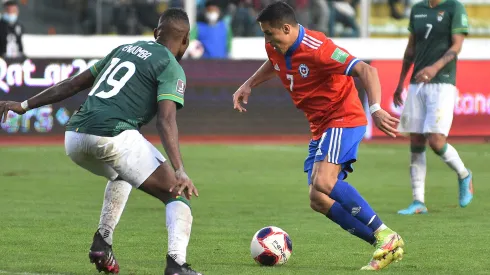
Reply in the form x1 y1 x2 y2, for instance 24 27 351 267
397 200 428 215
164 254 203 275
360 247 404 271
458 169 473 208
372 228 405 260
88 231 120 274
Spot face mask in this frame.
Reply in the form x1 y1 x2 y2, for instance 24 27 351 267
205 12 219 24
3 13 17 24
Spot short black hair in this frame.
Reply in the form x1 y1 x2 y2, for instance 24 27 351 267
256 1 297 28
157 8 190 41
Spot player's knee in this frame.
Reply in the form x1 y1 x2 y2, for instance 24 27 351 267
427 134 446 153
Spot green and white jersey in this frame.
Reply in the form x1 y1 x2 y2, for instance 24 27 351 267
66 40 186 137
408 0 469 85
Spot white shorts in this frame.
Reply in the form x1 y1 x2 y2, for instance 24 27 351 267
397 83 458 137
64 130 166 188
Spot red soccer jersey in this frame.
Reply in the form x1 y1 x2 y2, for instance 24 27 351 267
266 26 367 140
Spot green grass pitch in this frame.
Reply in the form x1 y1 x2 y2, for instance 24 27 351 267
0 143 489 275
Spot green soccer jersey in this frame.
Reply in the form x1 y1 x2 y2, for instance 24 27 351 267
66 40 186 137
408 0 469 85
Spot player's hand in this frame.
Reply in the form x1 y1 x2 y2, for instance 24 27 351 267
0 101 25 123
372 109 399 138
170 168 199 200
415 66 438 83
233 83 252 112
393 86 404 107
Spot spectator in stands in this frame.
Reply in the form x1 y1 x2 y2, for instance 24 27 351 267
230 0 259 37
190 0 233 59
0 0 23 59
328 0 360 37
388 0 411 19
310 0 330 34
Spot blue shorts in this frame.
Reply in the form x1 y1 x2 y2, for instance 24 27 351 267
304 126 366 185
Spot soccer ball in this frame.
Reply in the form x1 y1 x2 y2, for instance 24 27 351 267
250 226 292 266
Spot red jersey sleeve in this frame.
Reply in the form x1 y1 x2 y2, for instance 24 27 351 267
315 40 360 76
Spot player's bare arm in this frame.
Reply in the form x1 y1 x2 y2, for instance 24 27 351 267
233 60 275 112
156 99 198 199
0 69 95 123
415 34 465 83
351 61 399 138
394 34 415 107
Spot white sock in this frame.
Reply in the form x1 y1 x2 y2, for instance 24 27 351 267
98 180 132 245
410 151 426 203
440 144 469 179
167 201 193 266
374 223 388 234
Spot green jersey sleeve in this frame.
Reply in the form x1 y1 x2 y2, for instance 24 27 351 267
156 60 186 109
452 2 469 35
89 46 120 78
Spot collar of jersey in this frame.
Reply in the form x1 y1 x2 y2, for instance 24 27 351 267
285 24 305 57
426 0 446 7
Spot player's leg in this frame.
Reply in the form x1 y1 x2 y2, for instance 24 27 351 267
65 132 131 244
398 133 428 215
311 127 404 262
103 130 200 275
98 179 132 246
397 84 429 215
425 84 473 207
309 184 376 245
303 143 376 245
65 131 125 274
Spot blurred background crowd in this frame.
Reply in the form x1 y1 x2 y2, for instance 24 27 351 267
0 0 489 59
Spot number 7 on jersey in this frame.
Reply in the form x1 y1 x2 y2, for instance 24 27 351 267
286 74 294 92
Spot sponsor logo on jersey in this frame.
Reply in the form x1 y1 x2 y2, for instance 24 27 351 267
414 14 427 18
331 48 349 64
299 64 309 78
176 79 185 95
437 11 445 22
274 63 280 71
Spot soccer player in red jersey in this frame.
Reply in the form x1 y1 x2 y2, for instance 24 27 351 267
233 2 405 270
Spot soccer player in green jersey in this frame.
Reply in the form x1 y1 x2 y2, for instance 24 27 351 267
0 8 202 275
393 0 473 215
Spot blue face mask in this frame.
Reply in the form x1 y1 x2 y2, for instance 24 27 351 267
3 13 17 24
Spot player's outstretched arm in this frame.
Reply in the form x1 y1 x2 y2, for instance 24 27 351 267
351 61 399 138
233 60 275 112
394 34 415 107
0 69 95 123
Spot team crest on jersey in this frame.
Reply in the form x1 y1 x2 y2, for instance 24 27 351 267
437 11 445 22
176 79 186 94
298 64 309 78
